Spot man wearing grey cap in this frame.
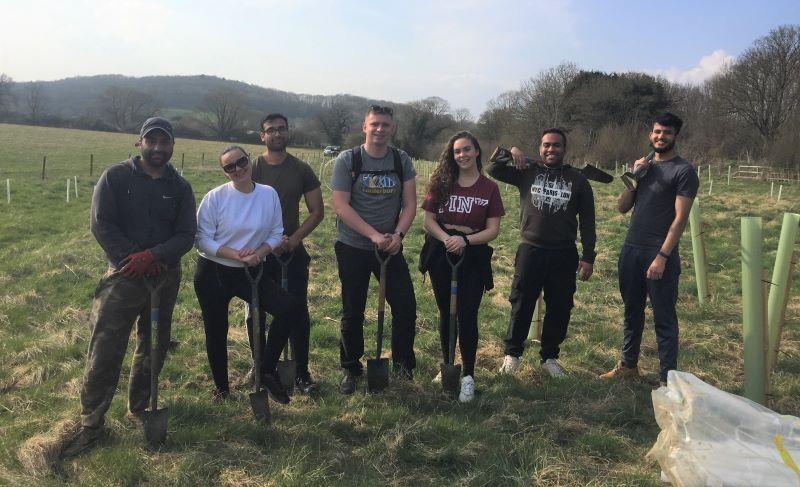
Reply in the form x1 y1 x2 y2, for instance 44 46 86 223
59 117 196 457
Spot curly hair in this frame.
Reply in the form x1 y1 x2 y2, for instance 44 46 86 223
425 131 482 211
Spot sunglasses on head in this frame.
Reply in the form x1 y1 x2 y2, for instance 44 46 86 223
369 105 393 116
222 155 250 173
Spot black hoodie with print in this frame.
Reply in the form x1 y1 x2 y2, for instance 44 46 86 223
487 159 596 264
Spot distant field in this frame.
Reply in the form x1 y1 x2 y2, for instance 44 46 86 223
0 123 798 485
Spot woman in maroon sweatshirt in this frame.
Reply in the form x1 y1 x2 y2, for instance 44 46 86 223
420 131 505 402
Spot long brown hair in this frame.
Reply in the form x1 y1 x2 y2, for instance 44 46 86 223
425 131 482 211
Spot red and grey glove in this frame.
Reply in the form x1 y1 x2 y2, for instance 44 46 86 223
120 249 156 278
146 261 167 277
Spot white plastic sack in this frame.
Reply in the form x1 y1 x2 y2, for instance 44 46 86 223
647 370 800 486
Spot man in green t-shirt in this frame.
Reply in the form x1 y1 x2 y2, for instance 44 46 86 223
251 113 324 393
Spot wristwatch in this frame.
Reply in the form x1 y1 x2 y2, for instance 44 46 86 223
462 235 470 246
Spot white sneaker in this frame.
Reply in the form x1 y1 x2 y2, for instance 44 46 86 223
432 371 442 384
498 355 520 374
541 358 566 378
458 375 475 403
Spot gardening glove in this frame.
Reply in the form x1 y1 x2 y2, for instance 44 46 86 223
146 261 167 277
120 249 156 278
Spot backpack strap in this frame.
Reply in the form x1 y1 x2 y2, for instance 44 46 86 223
350 146 362 186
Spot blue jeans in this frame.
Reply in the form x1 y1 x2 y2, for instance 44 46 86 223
618 245 681 381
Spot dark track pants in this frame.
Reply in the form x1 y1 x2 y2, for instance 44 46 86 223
503 244 578 362
194 256 299 392
335 241 417 373
618 244 681 382
80 266 181 428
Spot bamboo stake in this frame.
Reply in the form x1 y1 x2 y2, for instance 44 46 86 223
727 165 731 185
708 178 713 196
5 178 9 204
41 156 46 179
73 176 78 198
741 217 766 405
66 178 71 203
770 182 774 198
777 185 783 202
767 213 800 373
528 292 544 343
689 199 710 304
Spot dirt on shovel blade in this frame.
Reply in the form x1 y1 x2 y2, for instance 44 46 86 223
142 408 168 447
249 391 270 423
367 358 389 392
441 363 461 395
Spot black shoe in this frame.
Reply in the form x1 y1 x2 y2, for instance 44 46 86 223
295 374 319 395
211 388 230 402
393 364 413 381
262 372 290 404
340 370 357 395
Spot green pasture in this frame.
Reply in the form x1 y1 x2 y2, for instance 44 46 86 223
0 123 798 485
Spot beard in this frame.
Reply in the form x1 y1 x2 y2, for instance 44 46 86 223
651 139 675 154
141 148 171 167
266 139 287 152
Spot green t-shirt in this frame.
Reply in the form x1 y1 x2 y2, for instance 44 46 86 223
251 154 320 236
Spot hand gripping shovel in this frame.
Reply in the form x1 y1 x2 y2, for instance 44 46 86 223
244 264 270 423
367 248 391 393
621 150 655 191
441 251 463 395
274 251 296 394
141 276 169 447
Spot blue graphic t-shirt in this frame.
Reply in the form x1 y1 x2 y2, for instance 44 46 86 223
330 145 416 250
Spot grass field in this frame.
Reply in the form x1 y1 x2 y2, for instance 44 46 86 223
0 123 798 486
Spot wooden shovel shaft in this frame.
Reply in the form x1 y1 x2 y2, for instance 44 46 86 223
376 261 387 359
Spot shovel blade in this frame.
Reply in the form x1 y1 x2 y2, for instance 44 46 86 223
440 363 462 395
581 163 614 184
141 407 169 447
249 391 271 423
277 360 296 395
366 358 389 393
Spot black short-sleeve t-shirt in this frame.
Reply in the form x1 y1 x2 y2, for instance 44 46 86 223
251 154 320 236
625 156 699 249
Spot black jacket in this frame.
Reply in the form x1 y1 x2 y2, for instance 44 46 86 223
90 156 196 268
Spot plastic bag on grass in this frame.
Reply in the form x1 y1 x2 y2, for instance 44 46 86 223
646 371 800 486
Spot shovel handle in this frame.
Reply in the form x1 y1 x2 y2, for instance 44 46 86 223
143 277 166 413
245 264 263 392
374 246 391 360
448 255 460 366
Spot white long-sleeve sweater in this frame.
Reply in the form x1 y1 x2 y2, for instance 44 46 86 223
196 182 284 267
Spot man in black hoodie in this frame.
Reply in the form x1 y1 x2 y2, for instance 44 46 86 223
60 117 196 457
487 128 595 377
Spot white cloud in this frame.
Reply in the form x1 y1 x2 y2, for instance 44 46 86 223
656 50 733 85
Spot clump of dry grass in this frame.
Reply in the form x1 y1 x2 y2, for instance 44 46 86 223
17 417 79 476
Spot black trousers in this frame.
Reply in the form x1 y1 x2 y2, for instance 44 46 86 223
249 245 313 377
194 256 299 392
428 251 486 378
335 241 417 372
503 244 578 362
618 244 681 381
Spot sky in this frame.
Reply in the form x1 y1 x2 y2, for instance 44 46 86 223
1 0 799 117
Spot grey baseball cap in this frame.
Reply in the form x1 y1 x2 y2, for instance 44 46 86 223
140 117 174 140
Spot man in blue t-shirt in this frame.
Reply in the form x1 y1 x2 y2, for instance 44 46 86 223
600 113 699 386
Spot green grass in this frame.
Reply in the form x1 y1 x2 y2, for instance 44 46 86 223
0 123 798 485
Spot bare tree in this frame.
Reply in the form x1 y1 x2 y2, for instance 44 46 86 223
26 82 47 123
515 62 578 129
199 88 245 140
98 86 160 132
314 102 354 146
396 97 455 158
0 73 14 116
711 25 800 144
452 108 474 125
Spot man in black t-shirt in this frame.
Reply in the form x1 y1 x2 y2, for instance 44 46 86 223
600 113 699 386
251 113 324 394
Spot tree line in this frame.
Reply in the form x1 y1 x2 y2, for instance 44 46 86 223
0 25 797 168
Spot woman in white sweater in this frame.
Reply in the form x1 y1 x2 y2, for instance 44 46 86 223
194 145 299 404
